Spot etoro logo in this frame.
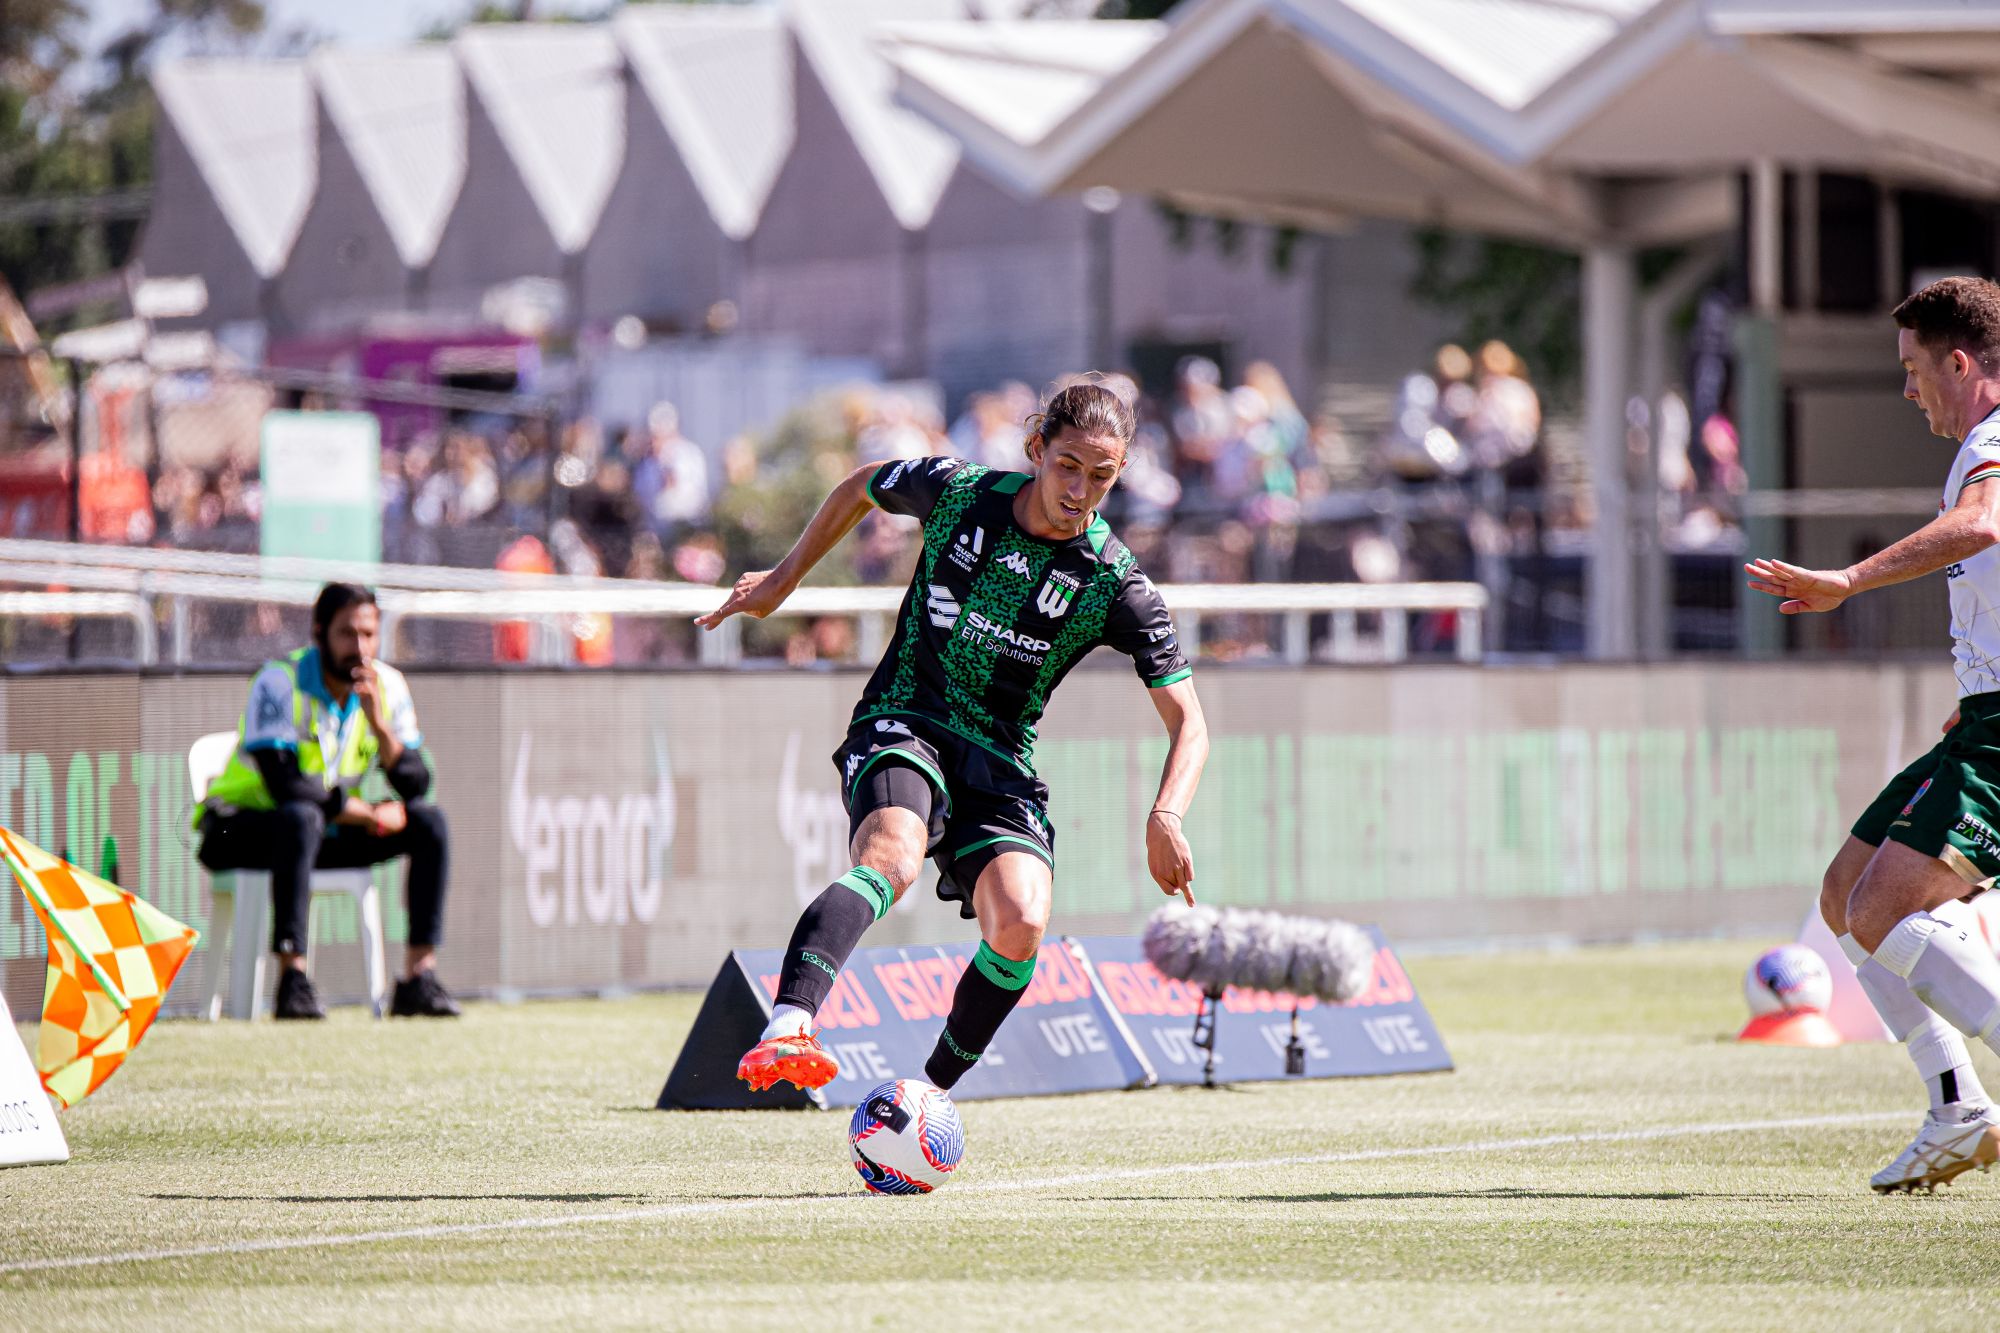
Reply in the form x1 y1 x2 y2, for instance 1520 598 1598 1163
508 733 674 928
927 584 961 629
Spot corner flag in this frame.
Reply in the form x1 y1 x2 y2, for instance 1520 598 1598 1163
0 827 198 1109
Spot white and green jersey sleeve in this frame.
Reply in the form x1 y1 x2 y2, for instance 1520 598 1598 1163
1946 408 2000 697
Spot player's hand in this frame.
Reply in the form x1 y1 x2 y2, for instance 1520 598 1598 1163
1146 810 1195 907
369 802 408 837
694 570 790 630
1946 706 1962 735
1744 558 1853 614
351 662 390 733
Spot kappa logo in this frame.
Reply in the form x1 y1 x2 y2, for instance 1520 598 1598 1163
951 527 986 571
927 584 962 629
1000 551 1033 578
1036 570 1081 619
928 457 961 476
882 460 910 490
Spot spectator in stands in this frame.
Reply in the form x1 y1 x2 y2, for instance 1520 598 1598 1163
549 519 614 667
497 424 551 530
1432 343 1479 442
639 402 710 543
1170 355 1233 506
493 533 556 663
194 582 459 1021
572 456 644 574
414 431 499 529
1466 340 1541 483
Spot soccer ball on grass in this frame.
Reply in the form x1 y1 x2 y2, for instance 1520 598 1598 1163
848 1079 964 1194
1743 944 1833 1016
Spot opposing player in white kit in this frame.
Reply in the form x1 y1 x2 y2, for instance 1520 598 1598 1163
1748 277 2000 1192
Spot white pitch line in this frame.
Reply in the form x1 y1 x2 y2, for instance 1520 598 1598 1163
0 1109 1913 1276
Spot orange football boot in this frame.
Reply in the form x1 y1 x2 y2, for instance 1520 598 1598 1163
736 1031 839 1091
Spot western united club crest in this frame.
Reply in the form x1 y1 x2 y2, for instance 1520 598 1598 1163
1036 570 1081 619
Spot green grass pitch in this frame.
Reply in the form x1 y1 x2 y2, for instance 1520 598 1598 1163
5 939 2000 1330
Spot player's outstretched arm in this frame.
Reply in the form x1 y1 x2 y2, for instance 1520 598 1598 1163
695 462 886 630
1745 477 2000 614
1144 678 1208 907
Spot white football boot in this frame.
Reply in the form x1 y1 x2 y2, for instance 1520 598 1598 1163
1870 1105 2000 1194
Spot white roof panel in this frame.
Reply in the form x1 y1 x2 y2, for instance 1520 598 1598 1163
1710 1 2000 35
312 47 466 268
455 24 624 253
968 0 1105 13
615 6 794 240
1333 0 1663 111
152 59 316 277
787 0 968 230
876 20 1165 148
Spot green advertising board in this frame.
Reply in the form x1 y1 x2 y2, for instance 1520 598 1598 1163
259 410 381 563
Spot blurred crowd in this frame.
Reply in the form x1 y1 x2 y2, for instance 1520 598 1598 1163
34 343 1759 663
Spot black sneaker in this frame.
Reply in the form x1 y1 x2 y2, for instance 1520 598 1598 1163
391 971 461 1018
274 967 325 1021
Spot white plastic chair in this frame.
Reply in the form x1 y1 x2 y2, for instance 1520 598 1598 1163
188 731 389 1020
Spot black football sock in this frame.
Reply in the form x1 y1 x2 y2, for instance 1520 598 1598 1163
773 867 895 1014
924 942 1036 1090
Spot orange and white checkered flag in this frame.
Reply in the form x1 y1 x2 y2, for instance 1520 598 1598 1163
0 827 198 1109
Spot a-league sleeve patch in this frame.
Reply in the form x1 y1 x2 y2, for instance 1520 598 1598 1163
869 456 965 521
242 663 299 751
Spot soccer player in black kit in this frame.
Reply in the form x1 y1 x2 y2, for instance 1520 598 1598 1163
697 380 1209 1094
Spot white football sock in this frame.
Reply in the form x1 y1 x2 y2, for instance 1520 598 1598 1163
1873 912 2000 1056
759 1003 813 1042
1842 930 1987 1110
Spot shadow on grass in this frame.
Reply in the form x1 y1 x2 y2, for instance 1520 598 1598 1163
1235 1187 1730 1203
147 1192 645 1204
1038 1187 1786 1204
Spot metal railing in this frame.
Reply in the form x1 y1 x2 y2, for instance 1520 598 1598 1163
0 591 157 665
0 537 651 593
0 548 1487 668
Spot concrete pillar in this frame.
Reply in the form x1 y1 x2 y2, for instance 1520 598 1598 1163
1748 159 1783 316
1584 242 1637 660
1733 313 1784 658
1878 181 1903 306
1791 167 1818 313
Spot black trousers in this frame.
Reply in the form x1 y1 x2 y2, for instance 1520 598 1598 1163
197 800 449 956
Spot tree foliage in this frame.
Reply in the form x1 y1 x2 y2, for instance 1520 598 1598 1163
1409 230 1584 403
0 0 266 326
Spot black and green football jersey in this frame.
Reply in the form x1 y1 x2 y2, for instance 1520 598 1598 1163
852 456 1191 773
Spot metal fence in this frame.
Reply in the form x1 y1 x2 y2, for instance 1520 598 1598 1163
0 537 1486 669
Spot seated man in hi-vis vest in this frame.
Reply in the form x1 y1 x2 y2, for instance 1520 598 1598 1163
196 582 459 1020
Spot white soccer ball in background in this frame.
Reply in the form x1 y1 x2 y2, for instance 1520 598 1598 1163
1744 944 1834 1016
848 1078 965 1195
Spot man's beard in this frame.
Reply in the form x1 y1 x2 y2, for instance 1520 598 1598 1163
326 648 363 680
